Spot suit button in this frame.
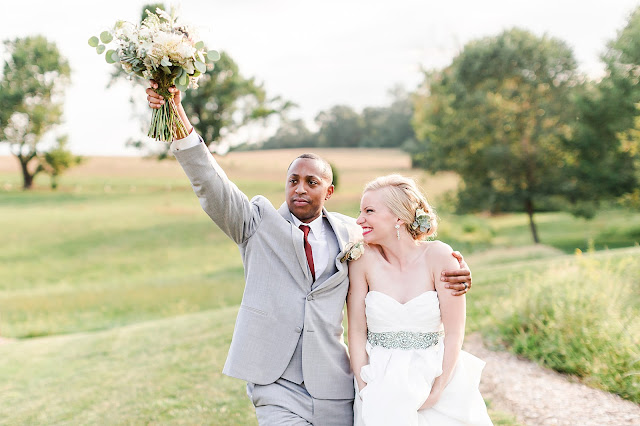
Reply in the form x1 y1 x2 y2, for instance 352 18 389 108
295 327 302 333
307 295 314 301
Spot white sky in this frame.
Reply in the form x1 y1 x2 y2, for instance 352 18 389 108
2 0 639 156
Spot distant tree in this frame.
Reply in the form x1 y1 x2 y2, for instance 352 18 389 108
361 86 417 148
412 29 580 243
260 119 318 149
38 135 83 190
315 105 364 148
615 106 640 209
570 7 640 208
0 36 71 189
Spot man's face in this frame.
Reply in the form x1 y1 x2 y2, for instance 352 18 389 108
286 158 334 223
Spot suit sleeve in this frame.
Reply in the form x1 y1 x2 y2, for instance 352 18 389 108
173 136 261 244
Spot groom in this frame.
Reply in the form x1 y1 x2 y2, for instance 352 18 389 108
145 84 472 425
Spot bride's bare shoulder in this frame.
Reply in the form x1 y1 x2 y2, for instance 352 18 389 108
421 240 454 259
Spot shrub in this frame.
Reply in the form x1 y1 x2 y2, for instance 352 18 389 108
496 252 640 403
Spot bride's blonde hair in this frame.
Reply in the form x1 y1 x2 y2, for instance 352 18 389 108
363 174 437 240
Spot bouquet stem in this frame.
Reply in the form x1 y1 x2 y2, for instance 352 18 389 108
147 78 189 142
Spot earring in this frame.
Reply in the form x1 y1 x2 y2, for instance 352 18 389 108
395 224 400 240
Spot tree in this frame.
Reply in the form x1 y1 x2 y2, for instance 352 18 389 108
570 7 640 207
361 86 417 149
412 29 581 243
259 119 318 149
176 52 292 157
315 105 364 148
0 36 71 189
39 135 83 190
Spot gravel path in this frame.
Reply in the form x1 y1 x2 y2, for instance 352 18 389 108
463 334 640 425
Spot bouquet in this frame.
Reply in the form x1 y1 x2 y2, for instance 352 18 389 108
89 8 219 141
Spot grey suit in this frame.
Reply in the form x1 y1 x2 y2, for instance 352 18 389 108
174 142 361 420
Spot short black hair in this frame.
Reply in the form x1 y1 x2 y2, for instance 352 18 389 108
287 153 333 184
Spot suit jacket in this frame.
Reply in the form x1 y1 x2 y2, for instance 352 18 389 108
174 142 361 400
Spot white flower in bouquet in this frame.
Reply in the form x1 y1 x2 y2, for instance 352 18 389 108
88 7 220 142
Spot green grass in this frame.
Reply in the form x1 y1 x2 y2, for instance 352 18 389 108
0 306 257 425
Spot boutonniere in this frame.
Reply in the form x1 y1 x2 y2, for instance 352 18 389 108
340 241 364 262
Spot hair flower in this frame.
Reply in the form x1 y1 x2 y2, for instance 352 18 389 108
411 208 431 233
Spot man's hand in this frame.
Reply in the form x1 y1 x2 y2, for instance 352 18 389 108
146 80 182 109
441 251 472 296
145 80 193 135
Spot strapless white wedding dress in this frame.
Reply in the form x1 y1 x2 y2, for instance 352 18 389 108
353 291 493 426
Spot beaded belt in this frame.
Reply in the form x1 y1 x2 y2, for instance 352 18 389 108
367 330 444 350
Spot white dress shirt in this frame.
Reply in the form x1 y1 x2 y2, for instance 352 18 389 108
171 130 330 278
290 213 329 279
170 129 201 152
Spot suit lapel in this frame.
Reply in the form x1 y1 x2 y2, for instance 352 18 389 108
311 210 350 293
278 203 312 283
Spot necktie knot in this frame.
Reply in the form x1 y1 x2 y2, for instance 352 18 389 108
299 224 310 237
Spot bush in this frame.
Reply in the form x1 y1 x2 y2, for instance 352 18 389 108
496 252 640 403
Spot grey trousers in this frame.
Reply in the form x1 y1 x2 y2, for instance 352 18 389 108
247 379 354 426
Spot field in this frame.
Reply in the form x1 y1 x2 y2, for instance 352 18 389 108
0 150 638 425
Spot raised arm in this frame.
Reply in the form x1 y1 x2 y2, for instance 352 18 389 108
346 253 370 397
146 82 260 244
420 242 466 410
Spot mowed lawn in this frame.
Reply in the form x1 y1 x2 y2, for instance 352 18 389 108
1 149 639 424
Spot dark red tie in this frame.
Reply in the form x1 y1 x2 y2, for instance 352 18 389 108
299 225 315 281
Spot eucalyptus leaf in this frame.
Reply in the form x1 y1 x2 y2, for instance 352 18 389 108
207 50 220 61
194 61 206 73
192 70 201 78
176 67 184 79
96 44 106 54
160 57 172 67
100 31 113 44
88 36 99 47
111 51 120 62
105 50 116 64
162 66 171 74
177 83 189 92
179 73 188 86
195 41 205 50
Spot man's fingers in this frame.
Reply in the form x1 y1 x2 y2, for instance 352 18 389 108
444 282 467 290
445 282 469 296
441 269 471 281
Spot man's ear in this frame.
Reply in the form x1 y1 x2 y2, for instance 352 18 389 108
325 185 335 200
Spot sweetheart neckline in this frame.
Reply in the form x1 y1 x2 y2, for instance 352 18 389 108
366 290 437 306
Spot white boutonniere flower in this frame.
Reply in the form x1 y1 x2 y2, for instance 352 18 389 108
340 242 365 262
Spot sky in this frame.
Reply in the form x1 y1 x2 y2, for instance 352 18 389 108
1 0 639 156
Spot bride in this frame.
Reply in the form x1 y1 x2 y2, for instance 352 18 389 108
347 175 492 426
